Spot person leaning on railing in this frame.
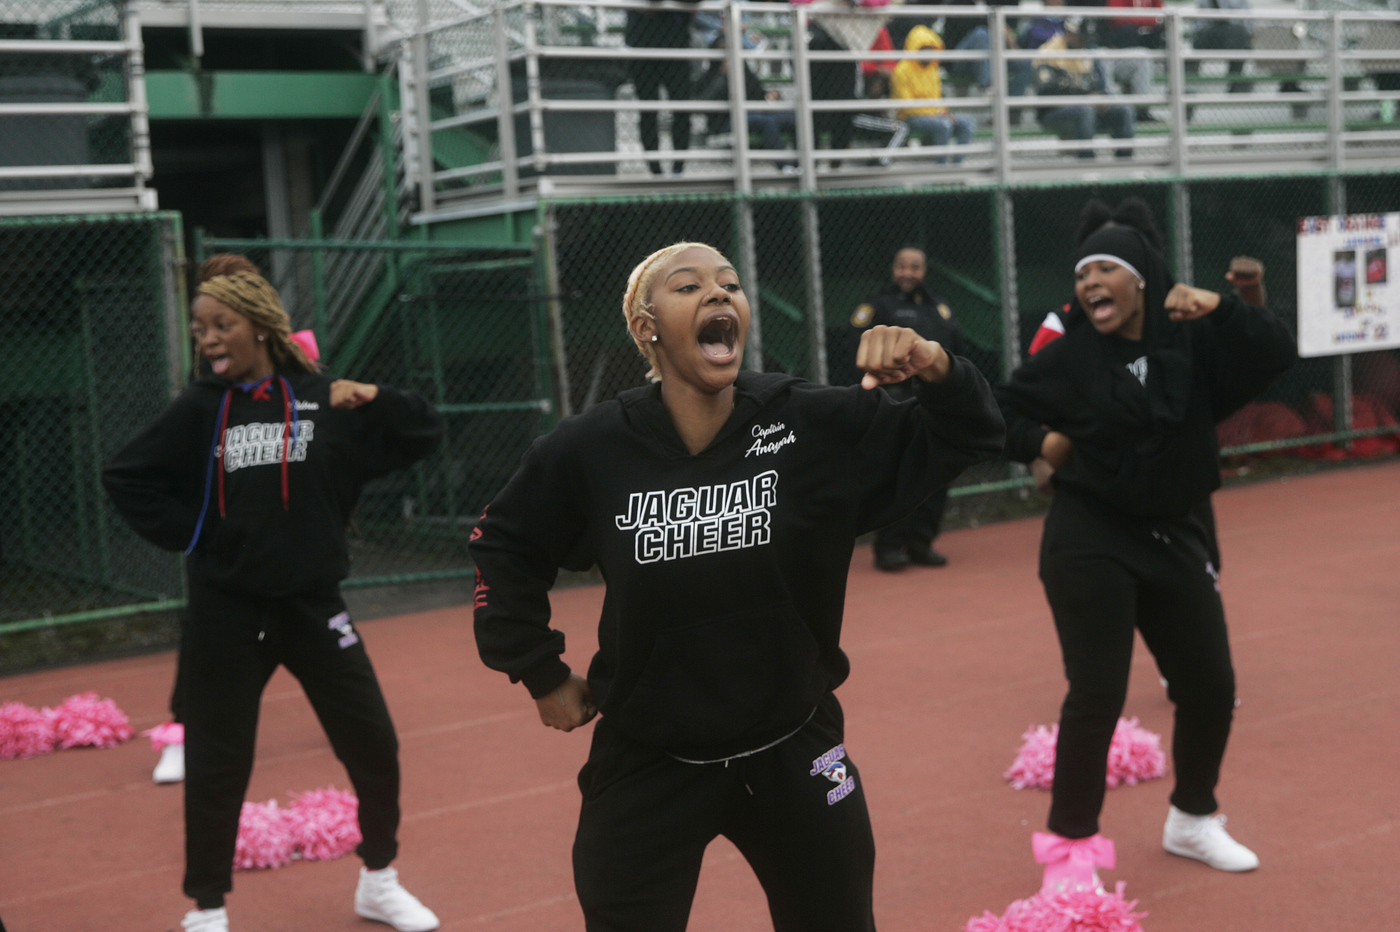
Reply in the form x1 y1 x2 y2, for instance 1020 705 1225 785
1027 10 1135 160
891 26 976 163
1101 0 1163 122
625 0 700 176
694 35 798 171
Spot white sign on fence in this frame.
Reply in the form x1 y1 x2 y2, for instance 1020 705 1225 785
1296 212 1400 358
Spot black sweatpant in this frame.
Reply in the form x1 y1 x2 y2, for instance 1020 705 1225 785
874 486 948 557
181 580 401 907
573 692 876 932
630 59 691 174
1039 492 1236 840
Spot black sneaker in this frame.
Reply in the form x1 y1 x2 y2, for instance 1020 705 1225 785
907 545 949 567
874 549 912 572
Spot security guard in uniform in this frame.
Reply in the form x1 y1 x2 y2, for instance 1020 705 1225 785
851 246 975 571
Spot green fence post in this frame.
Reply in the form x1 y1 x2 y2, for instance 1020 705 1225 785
78 282 112 585
310 207 328 338
537 201 567 422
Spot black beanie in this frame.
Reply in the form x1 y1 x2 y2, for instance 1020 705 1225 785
1075 224 1152 285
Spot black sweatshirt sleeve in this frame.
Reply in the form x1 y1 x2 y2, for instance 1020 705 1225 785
354 386 445 480
994 347 1067 463
850 354 1005 534
469 430 588 698
102 394 207 553
1202 294 1298 422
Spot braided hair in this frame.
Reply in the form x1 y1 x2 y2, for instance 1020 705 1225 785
194 264 317 375
197 253 261 282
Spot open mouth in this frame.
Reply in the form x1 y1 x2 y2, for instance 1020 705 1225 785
1085 295 1116 321
698 311 740 361
207 354 231 376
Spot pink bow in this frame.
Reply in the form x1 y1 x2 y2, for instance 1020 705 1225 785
1032 832 1115 894
290 329 320 362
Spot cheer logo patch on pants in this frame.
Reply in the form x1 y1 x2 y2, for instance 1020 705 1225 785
810 743 856 805
327 611 359 648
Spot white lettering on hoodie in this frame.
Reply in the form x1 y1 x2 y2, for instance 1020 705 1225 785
614 469 777 564
221 420 315 471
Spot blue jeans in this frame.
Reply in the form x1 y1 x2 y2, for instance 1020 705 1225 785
905 114 976 163
1039 105 1134 159
951 25 1032 96
747 111 797 166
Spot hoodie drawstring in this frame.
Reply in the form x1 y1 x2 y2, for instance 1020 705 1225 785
185 375 300 554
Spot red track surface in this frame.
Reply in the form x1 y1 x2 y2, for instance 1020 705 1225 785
3 461 1398 932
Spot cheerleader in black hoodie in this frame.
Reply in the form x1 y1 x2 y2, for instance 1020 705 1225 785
102 268 443 932
995 200 1296 891
471 242 1003 931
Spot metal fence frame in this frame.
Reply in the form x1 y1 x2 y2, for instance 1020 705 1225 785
0 210 186 636
402 0 1400 216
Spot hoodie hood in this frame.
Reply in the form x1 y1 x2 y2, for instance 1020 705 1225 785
617 370 804 459
904 25 945 57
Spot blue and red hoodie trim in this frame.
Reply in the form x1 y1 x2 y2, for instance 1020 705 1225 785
185 374 299 554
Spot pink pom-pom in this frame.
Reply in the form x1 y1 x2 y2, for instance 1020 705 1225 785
0 701 58 760
1005 719 1166 791
964 882 1148 932
142 721 184 752
285 786 362 862
234 800 295 870
1005 723 1060 790
49 692 134 750
1105 717 1167 788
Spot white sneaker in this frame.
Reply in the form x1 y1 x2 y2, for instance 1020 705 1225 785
355 867 440 931
154 743 185 783
181 907 228 932
1163 805 1260 871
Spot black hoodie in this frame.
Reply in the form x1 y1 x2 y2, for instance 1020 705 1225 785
103 370 444 597
995 293 1296 518
470 360 1004 761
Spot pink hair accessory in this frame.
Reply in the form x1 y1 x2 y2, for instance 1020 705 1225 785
289 329 320 362
1033 832 1115 894
142 721 184 752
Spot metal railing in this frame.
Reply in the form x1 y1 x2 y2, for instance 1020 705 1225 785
0 1 154 214
397 0 1400 219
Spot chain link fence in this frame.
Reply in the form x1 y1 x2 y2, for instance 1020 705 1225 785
0 212 186 633
193 236 552 588
3 173 1397 641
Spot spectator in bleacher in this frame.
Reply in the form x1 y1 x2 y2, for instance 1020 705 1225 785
810 21 858 160
941 0 1032 95
1103 0 1164 122
863 23 897 93
1029 13 1135 160
694 41 797 171
1189 0 1254 95
625 2 698 176
892 26 976 163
